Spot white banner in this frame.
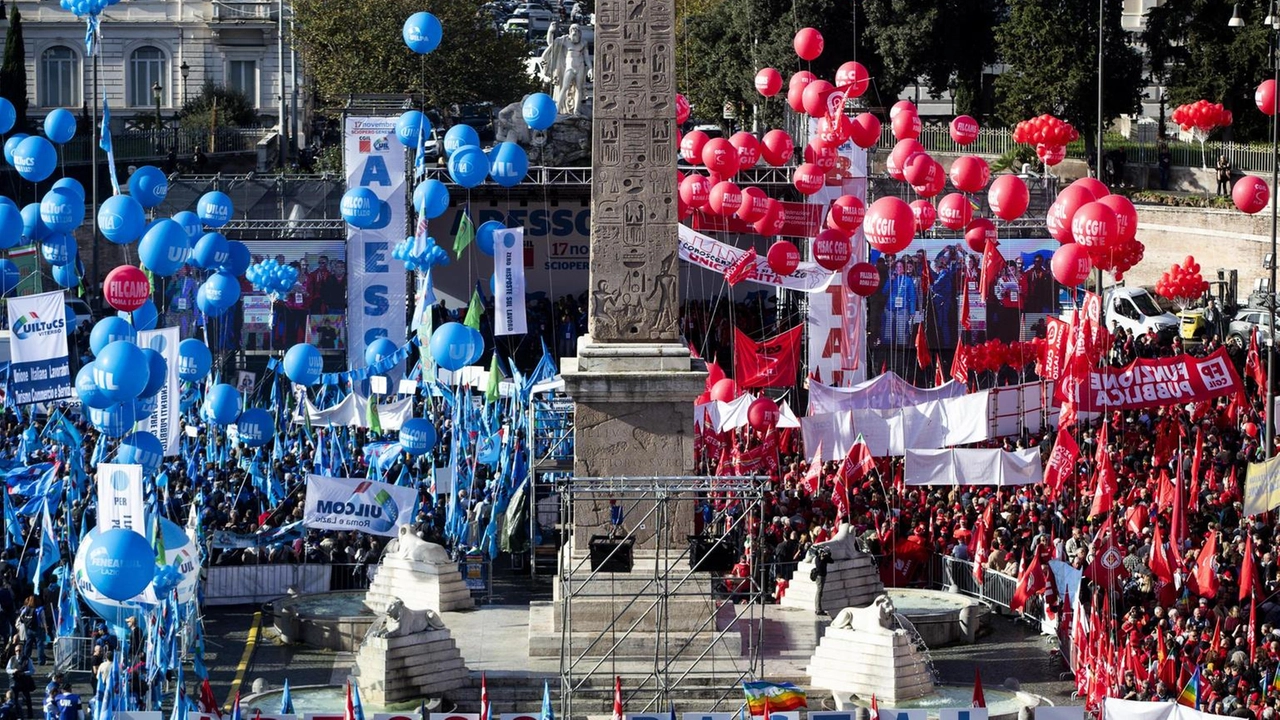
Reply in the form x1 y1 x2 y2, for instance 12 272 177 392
801 391 990 459
904 448 1043 486
1245 453 1280 517
303 475 417 537
1103 699 1236 720
137 327 182 456
809 372 967 414
96 463 146 533
493 227 527 336
292 393 412 430
806 173 868 387
677 224 835 293
7 290 72 405
344 117 407 371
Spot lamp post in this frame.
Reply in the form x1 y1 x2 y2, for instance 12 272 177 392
1232 1 1280 457
152 80 163 129
180 61 190 105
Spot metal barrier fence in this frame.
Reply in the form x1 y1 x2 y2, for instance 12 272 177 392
202 562 376 605
55 127 274 165
937 554 1020 611
54 636 95 675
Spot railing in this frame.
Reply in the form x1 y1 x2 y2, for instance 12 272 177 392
938 554 1019 610
202 561 376 605
53 636 95 675
50 127 273 166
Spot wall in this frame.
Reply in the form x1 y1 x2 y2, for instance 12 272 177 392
1131 204 1270 303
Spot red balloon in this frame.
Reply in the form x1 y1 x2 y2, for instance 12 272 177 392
675 94 690 125
887 139 925 181
891 109 921 141
848 113 881 149
755 68 783 98
903 152 938 187
965 217 997 253
950 115 980 145
1071 201 1120 255
729 132 761 170
812 228 852 271
988 174 1030 221
1036 143 1067 166
1258 79 1278 117
846 261 882 297
913 159 946 198
793 162 827 195
701 138 739 177
804 142 839 171
911 199 936 233
864 197 915 254
1233 175 1271 214
1046 185 1097 243
754 198 786 236
677 195 692 221
680 130 709 164
835 61 870 98
708 181 743 216
761 129 794 166
828 195 866 232
1097 194 1138 241
1070 177 1110 199
767 240 801 276
679 174 711 208
793 27 824 61
937 193 972 231
890 100 917 120
1051 244 1091 286
789 70 816 92
736 186 769 223
748 397 780 431
812 114 852 149
104 265 150 312
949 155 990 193
786 84 806 114
710 378 739 403
802 80 836 118
1246 421 1260 438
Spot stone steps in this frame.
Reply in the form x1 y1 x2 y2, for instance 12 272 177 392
806 626 934 704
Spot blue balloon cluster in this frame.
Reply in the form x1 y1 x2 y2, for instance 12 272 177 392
39 188 83 234
235 408 273 448
392 235 450 272
245 259 299 296
11 136 56 183
84 528 154 602
448 145 488 188
489 142 529 188
413 179 450 219
396 110 432 147
202 383 242 426
197 191 234 228
58 0 121 18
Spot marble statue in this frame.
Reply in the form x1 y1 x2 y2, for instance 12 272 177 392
365 599 446 639
540 23 590 117
385 524 451 565
812 522 866 561
831 594 901 635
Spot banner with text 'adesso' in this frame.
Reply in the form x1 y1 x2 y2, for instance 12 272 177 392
302 475 416 537
7 291 72 405
344 117 407 371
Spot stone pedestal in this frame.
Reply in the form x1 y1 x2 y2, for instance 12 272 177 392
806 606 934 705
356 629 468 705
781 556 885 616
364 554 474 615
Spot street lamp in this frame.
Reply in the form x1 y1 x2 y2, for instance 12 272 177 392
152 80 163 129
180 61 190 105
1233 1 1280 457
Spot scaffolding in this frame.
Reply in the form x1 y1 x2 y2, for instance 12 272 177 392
556 475 766 717
529 393 574 578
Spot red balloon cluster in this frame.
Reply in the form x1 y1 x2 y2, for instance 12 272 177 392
1044 182 1144 279
960 339 1047 374
1155 256 1209 303
1013 114 1078 166
1171 100 1232 134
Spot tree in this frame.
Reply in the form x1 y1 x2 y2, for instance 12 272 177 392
291 0 536 111
995 0 1143 157
860 0 1003 118
0 3 28 133
1142 0 1273 142
177 83 258 131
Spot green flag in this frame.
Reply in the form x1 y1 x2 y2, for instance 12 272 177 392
367 394 382 435
463 290 483 330
453 207 475 257
486 352 502 403
153 511 166 565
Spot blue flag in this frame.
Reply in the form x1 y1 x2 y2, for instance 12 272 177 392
35 506 59 593
540 681 553 720
101 94 120 194
281 679 294 715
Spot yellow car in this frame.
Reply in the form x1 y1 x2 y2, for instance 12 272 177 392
1178 308 1206 340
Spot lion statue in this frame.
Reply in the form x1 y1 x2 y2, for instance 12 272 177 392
365 599 446 639
384 525 452 565
812 523 867 562
831 594 902 636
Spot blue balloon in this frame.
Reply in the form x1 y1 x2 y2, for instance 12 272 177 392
88 402 138 438
138 219 191 276
403 11 442 54
64 302 77 329
135 348 167 399
414 179 450 219
22 203 50 243
12 136 55 182
429 321 478 371
177 339 212 382
128 166 169 209
464 325 484 365
40 233 76 266
94 341 149 403
121 298 159 332
0 206 21 250
116 431 163 474
399 417 438 456
197 191 234 228
203 383 241 425
443 125 480 158
53 261 80 288
396 110 428 147
0 197 16 215
76 363 113 409
489 142 529 188
84 529 155 601
172 211 202 243
133 394 158 423
341 187 380 228
52 177 85 202
39 188 84 234
195 284 225 317
191 232 230 270
0 260 18 297
476 220 504 256
365 337 399 368
203 271 241 310
448 145 489 188
0 98 15 134
43 108 77 144
235 408 273 448
90 317 136 355
3 134 27 166
221 241 252 277
522 93 558 131
284 343 324 385
98 194 146 245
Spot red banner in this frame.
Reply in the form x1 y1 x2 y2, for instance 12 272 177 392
725 247 758 286
733 325 803 388
1041 317 1070 381
1064 346 1243 411
692 202 823 238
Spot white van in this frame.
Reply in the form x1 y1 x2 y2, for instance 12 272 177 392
1104 287 1179 338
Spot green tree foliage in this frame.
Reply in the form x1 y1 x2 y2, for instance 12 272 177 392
0 4 29 133
176 83 258 131
678 0 893 131
860 0 1002 118
994 0 1143 154
1142 0 1273 142
292 0 537 109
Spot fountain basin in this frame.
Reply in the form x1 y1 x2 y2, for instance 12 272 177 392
242 685 441 716
271 591 375 651
834 685 1045 720
887 589 984 646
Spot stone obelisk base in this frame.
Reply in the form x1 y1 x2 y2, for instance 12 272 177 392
781 555 885 616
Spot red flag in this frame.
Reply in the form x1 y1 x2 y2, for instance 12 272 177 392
972 666 986 708
199 680 222 718
1241 532 1261 602
979 239 1005 297
1191 531 1219 599
832 439 875 520
1157 627 1177 688
1011 550 1046 612
960 271 972 331
733 326 804 388
480 673 491 720
801 442 823 495
1124 504 1147 535
344 682 355 720
1191 428 1203 495
1249 596 1258 664
915 323 931 369
951 338 970 384
935 357 945 387
1084 533 1130 588
611 675 623 720
871 695 879 717
1171 458 1187 551
1088 460 1117 518
1042 427 1079 501
1149 521 1175 585
971 502 994 585
1248 326 1267 388
705 359 725 392
725 247 759 286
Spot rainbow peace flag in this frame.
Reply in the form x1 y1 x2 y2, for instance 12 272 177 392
1177 666 1201 709
743 682 806 716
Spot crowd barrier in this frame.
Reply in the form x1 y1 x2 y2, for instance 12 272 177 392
202 563 376 605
